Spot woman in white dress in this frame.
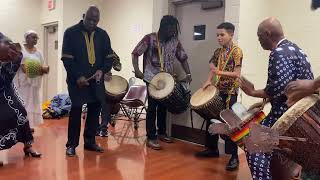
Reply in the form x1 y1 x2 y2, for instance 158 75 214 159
15 30 49 132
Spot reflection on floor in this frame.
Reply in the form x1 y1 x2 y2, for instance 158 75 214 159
0 118 251 180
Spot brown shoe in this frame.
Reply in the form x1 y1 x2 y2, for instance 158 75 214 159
158 134 173 143
147 139 161 150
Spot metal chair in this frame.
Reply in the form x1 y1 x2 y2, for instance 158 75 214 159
114 85 147 130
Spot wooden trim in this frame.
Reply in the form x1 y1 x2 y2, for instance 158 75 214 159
171 124 206 145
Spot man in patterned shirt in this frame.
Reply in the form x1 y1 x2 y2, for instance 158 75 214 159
195 22 243 171
132 15 192 150
239 17 314 180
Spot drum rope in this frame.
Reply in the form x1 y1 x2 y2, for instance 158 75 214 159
156 34 165 72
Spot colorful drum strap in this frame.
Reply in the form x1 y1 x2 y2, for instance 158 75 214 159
230 111 266 147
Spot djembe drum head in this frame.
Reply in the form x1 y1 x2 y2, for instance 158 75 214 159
148 72 175 100
105 75 128 96
190 85 218 108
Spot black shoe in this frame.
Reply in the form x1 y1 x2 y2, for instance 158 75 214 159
23 147 42 158
96 129 108 137
195 149 219 158
226 156 239 171
84 144 104 153
66 147 76 157
158 134 173 143
146 139 162 150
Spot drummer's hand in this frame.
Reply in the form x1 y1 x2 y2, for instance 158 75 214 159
77 76 89 88
248 101 264 111
285 79 316 106
104 72 112 81
209 63 219 74
202 81 212 89
95 70 103 80
41 66 50 75
134 70 144 79
238 76 255 96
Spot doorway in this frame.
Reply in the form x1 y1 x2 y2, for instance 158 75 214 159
169 1 225 144
43 23 58 101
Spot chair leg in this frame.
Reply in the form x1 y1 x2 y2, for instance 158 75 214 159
200 119 206 132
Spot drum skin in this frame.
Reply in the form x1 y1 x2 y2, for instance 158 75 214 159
272 95 320 173
149 72 190 114
104 75 128 103
190 85 224 119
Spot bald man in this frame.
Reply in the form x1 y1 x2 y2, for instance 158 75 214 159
61 6 113 156
239 17 314 179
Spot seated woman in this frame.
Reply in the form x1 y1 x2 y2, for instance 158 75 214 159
0 32 41 166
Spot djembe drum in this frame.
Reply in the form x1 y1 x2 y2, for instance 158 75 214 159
190 85 224 120
148 72 190 114
104 75 128 115
271 95 320 174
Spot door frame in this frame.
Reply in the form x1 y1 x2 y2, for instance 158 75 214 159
42 21 58 101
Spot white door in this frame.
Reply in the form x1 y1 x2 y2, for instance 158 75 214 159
169 2 225 135
43 24 58 101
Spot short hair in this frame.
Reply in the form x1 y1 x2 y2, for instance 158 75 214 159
217 22 235 33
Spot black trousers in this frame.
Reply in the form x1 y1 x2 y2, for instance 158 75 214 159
66 102 101 148
98 103 111 131
145 84 167 140
205 93 238 157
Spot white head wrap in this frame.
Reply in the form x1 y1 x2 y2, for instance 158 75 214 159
24 30 38 39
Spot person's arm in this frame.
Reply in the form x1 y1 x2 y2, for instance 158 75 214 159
202 49 220 88
110 49 121 71
238 76 270 98
175 41 191 82
132 35 149 79
61 29 83 80
217 67 240 78
315 77 320 89
102 31 113 74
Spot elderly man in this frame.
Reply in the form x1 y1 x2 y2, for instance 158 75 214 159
239 17 314 179
61 6 113 156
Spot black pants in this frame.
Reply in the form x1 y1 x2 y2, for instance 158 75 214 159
98 103 111 131
205 93 238 157
66 102 101 148
146 88 167 140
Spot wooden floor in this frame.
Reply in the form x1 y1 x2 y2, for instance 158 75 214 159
0 118 251 180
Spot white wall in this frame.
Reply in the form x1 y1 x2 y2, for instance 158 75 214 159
100 0 154 83
0 0 41 45
152 0 169 31
269 0 320 77
237 0 272 108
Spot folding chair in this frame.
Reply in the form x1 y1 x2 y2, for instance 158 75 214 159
114 85 147 130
